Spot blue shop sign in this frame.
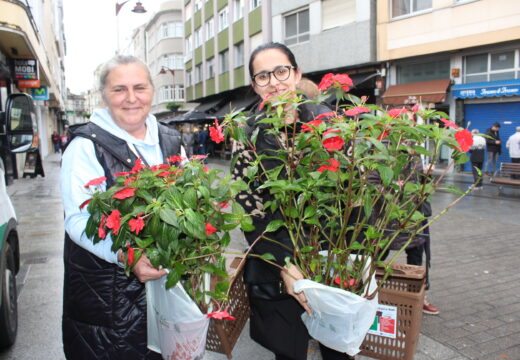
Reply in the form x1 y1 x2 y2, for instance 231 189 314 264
452 79 520 99
31 86 49 100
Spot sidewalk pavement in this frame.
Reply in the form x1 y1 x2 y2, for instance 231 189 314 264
4 154 520 360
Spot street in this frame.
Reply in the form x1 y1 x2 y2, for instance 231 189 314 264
1 154 520 360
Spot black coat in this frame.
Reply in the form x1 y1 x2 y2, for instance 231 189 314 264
485 128 501 154
62 122 181 360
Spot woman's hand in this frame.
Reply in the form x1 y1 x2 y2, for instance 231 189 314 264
131 254 168 283
281 264 312 315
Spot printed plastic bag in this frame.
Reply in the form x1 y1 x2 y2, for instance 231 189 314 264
293 255 378 356
146 276 210 360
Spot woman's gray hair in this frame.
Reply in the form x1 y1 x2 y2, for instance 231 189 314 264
98 55 153 95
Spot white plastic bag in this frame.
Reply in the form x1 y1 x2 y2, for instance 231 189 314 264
293 255 378 356
146 276 210 360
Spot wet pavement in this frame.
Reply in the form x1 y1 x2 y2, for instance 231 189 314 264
1 154 520 360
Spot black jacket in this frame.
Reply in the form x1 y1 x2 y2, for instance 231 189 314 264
62 122 181 360
485 128 501 154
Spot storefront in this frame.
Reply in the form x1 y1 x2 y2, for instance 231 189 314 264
452 79 520 172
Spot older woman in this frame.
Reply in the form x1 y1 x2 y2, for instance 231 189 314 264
232 42 353 360
61 55 181 359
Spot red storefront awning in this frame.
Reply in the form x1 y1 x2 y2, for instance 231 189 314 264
382 79 451 105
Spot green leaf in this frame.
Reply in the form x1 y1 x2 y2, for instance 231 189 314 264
259 253 276 262
136 189 154 203
350 241 365 250
165 269 181 289
135 236 154 248
377 165 394 187
265 220 284 233
303 206 316 219
183 188 198 208
160 208 179 227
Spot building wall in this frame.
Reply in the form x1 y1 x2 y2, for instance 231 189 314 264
377 0 520 61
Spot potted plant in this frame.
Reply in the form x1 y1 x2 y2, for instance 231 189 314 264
166 101 182 112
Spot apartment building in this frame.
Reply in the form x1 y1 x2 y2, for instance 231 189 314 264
377 0 520 169
0 0 67 158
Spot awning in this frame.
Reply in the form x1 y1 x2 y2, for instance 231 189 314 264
212 95 260 118
193 98 228 114
162 111 217 124
452 79 520 99
382 79 451 105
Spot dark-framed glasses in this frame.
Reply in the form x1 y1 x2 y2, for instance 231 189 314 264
252 65 295 87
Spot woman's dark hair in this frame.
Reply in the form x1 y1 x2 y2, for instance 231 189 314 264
248 42 299 78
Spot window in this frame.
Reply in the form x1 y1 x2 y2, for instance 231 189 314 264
234 42 244 68
250 0 261 10
160 22 183 39
194 27 202 48
205 18 214 40
219 50 229 74
465 50 519 83
163 54 184 70
186 35 193 53
233 0 243 21
159 85 185 102
195 64 202 83
397 59 450 84
207 58 215 79
218 7 229 32
186 70 192 87
391 0 431 18
194 0 202 12
284 8 309 45
185 3 193 20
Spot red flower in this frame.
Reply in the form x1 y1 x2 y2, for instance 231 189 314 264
106 210 121 235
387 108 409 118
98 215 107 239
258 93 275 110
84 176 107 188
322 129 344 152
132 158 145 173
377 128 391 141
314 112 337 121
205 222 217 236
412 104 420 112
150 164 169 172
157 171 173 177
79 198 91 210
129 213 145 235
209 119 225 144
219 201 229 209
113 187 136 200
126 243 135 266
334 276 356 288
301 120 324 133
345 106 370 116
318 73 353 92
454 129 473 152
440 118 459 129
206 311 236 320
317 158 340 173
114 171 133 177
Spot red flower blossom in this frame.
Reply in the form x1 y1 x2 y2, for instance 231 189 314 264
84 176 107 188
377 128 391 141
454 129 473 152
258 93 275 110
150 164 170 172
129 213 145 235
345 107 370 116
412 104 420 112
301 120 324 133
157 171 173 177
113 187 136 200
387 108 409 118
334 276 356 288
318 73 353 92
79 198 91 210
205 222 217 236
314 112 337 121
126 243 135 266
132 158 145 173
206 311 236 320
98 215 107 239
114 171 133 177
322 129 345 152
440 118 459 129
209 119 225 144
124 177 133 186
106 210 121 235
166 155 182 164
317 158 340 173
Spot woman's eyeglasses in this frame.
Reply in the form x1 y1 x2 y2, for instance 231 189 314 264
252 65 295 87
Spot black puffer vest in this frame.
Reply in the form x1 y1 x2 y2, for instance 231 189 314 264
62 122 181 360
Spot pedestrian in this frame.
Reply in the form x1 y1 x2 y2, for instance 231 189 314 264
51 130 61 153
506 126 520 178
60 55 181 360
231 42 352 360
59 130 68 153
197 124 208 160
484 122 501 175
182 124 195 158
469 129 486 188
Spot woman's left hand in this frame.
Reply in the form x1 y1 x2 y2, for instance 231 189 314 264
281 264 312 315
131 254 168 283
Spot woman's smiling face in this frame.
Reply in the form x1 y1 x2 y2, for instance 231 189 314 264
251 48 302 101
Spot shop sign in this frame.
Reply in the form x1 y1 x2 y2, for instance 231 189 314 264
13 59 39 80
18 79 41 88
31 86 49 100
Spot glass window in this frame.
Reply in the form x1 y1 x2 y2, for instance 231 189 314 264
491 51 515 71
186 3 193 20
466 54 488 74
195 64 202 83
186 70 192 87
194 0 202 12
159 85 185 102
490 71 515 82
218 7 229 32
391 0 432 18
284 8 309 46
194 27 202 48
207 58 215 79
186 35 193 53
233 0 243 21
464 50 520 83
234 42 244 68
397 59 450 84
250 0 261 10
219 50 229 74
205 18 214 40
163 54 184 70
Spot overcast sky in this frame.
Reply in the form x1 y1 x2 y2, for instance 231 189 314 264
63 0 164 94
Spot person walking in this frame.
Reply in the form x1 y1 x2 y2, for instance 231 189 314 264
484 122 501 175
231 42 353 360
60 55 181 360
506 126 520 179
182 124 195 158
469 129 486 188
51 130 61 153
197 125 209 161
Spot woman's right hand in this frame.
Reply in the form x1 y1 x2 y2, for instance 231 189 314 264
281 264 312 315
125 252 168 283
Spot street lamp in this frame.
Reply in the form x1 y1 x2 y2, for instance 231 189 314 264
115 1 147 54
159 67 175 77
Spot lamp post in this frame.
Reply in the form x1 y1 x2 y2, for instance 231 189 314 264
115 1 147 54
159 67 175 79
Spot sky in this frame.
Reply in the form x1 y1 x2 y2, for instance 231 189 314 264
63 0 165 94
